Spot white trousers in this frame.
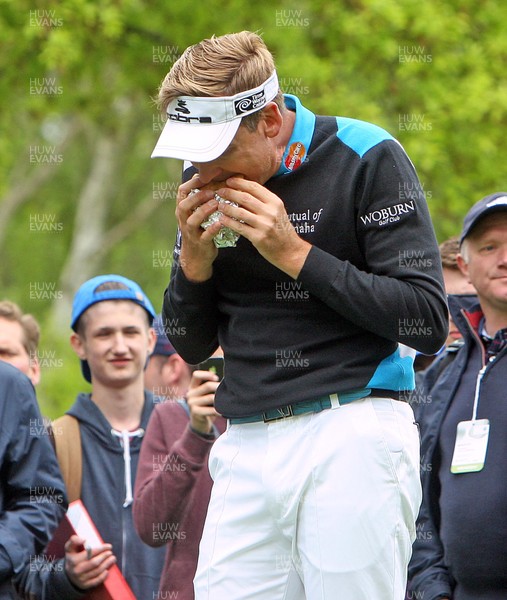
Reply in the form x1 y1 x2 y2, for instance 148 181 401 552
194 397 422 600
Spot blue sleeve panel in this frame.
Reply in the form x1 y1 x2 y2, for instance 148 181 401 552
366 347 415 391
336 116 395 158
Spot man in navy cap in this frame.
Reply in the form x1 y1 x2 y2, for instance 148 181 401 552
408 192 507 600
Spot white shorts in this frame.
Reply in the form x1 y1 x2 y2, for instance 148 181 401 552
194 396 422 600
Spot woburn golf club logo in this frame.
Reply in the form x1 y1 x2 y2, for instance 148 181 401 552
360 200 416 227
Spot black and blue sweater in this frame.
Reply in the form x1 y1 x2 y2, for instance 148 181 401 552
164 95 448 418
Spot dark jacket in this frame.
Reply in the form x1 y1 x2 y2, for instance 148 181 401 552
14 392 165 600
0 362 67 599
408 294 507 599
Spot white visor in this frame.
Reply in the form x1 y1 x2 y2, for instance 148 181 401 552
151 71 279 162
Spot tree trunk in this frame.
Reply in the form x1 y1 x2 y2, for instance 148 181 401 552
49 133 117 333
0 120 80 249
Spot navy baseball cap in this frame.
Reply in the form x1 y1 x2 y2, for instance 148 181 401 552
71 274 156 382
460 192 507 245
152 314 177 356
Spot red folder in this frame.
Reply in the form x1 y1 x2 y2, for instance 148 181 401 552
45 499 136 600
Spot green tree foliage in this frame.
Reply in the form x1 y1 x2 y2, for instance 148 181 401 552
0 0 505 416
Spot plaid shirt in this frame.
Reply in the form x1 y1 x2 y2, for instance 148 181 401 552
481 325 507 360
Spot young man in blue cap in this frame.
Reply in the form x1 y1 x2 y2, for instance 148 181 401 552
408 192 507 599
17 275 165 599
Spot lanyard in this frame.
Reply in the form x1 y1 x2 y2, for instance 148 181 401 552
471 364 487 422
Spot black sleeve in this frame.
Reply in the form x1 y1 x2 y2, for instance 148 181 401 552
298 141 448 355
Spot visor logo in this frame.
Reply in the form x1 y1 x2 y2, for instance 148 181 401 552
175 100 190 114
168 99 212 123
234 90 266 115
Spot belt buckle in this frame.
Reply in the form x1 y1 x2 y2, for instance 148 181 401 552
262 404 294 423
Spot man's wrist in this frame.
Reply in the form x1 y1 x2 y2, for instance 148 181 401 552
275 239 312 279
179 252 214 283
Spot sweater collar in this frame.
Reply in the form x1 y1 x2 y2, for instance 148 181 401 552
274 95 316 177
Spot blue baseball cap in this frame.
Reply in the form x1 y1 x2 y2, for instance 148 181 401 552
460 192 507 245
71 274 156 331
71 274 156 382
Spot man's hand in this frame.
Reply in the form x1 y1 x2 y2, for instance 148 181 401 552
186 369 221 435
215 177 312 278
175 176 222 282
64 535 116 590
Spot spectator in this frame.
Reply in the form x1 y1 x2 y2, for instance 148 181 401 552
439 236 477 347
410 237 478 375
0 300 40 386
0 361 66 599
134 316 226 600
153 31 447 599
143 314 193 399
408 237 478 416
408 192 507 599
414 237 475 376
16 275 166 599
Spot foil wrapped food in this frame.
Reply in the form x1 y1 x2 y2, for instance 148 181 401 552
190 188 240 248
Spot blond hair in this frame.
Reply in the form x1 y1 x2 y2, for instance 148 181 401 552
0 300 40 356
157 31 285 131
439 236 460 269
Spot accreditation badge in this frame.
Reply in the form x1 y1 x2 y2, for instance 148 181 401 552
450 419 490 474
